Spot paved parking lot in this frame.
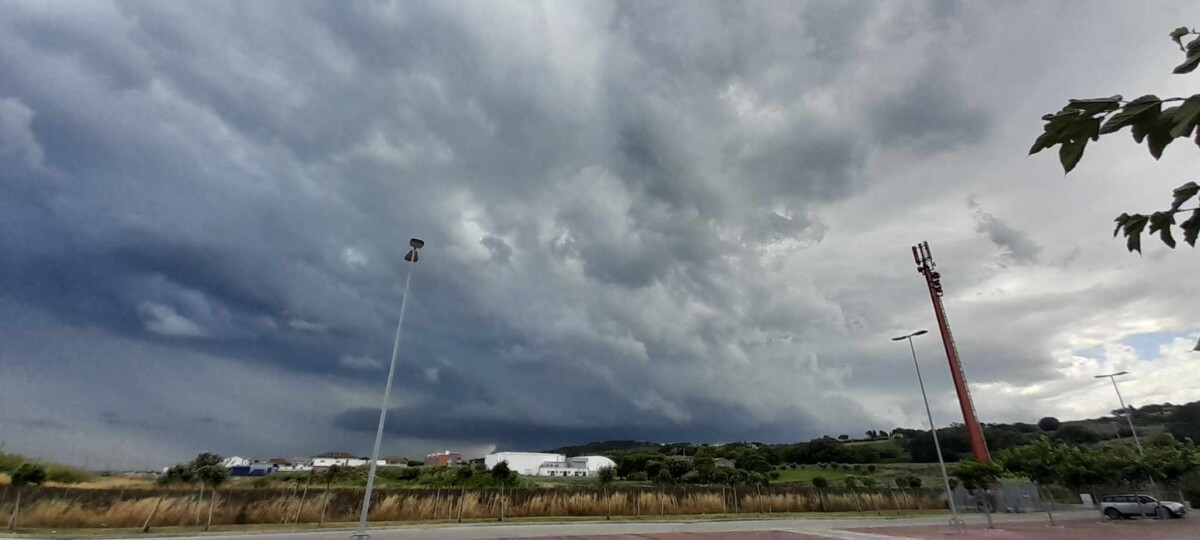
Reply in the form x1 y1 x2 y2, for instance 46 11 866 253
851 516 1198 539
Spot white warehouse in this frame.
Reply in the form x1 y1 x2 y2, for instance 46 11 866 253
485 452 616 477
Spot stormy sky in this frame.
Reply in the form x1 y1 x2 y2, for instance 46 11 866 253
1 1 1198 469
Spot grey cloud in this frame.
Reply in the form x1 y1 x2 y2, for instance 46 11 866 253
0 96 47 176
14 418 69 431
969 198 1042 265
480 235 513 264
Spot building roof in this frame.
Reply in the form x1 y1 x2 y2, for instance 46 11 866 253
314 452 357 459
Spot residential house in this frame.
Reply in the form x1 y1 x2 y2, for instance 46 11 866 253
312 452 383 470
425 451 464 467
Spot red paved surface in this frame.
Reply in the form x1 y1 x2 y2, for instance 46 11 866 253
850 517 1200 539
510 533 827 539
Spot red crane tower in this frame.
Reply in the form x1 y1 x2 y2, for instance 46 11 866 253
912 241 990 462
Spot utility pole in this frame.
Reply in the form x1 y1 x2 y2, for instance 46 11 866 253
912 241 989 462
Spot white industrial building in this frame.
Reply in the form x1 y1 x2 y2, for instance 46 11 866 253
484 452 616 477
221 456 251 468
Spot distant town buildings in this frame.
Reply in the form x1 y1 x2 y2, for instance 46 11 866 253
215 449 469 476
425 450 464 467
484 452 615 477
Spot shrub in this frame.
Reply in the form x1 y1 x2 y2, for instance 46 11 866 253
866 465 876 473
627 472 648 481
811 476 829 489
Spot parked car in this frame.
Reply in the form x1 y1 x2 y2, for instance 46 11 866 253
1099 494 1187 519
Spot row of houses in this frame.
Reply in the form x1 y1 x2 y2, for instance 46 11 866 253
220 451 465 476
217 450 613 479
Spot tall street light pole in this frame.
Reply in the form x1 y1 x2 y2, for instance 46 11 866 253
893 330 964 534
353 238 425 540
1094 371 1143 455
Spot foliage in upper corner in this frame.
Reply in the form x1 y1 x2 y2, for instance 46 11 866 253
1030 26 1200 253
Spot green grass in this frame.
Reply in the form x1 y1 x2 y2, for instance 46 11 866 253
772 464 943 488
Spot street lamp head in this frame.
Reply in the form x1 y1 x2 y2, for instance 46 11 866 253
404 238 425 263
1094 371 1130 379
891 330 929 341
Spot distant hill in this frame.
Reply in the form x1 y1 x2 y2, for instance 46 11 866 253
541 400 1200 460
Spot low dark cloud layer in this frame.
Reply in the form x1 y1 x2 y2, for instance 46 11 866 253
2 1 1198 467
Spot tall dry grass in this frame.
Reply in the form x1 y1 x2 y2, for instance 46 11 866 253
0 485 945 528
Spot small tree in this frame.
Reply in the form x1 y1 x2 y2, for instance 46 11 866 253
811 476 829 489
455 465 473 483
194 457 229 532
598 466 616 484
838 434 850 441
906 476 922 489
654 468 673 485
950 460 1004 528
7 463 46 531
1037 417 1061 432
598 466 615 520
490 461 512 482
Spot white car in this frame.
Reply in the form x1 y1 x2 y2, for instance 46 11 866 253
1099 494 1187 519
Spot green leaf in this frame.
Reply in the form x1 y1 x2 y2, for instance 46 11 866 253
1114 213 1132 238
1116 214 1149 253
1058 137 1087 173
1100 95 1161 135
1175 39 1200 74
1181 209 1200 247
1132 117 1152 143
1029 132 1053 155
1171 27 1191 50
1171 181 1200 211
1065 96 1122 116
1147 108 1178 159
1149 211 1177 249
1169 95 1200 138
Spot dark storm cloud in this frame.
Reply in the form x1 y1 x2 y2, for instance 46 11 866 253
333 395 822 450
6 0 1188 462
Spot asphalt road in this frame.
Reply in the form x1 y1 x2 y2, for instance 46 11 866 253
114 510 1099 540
